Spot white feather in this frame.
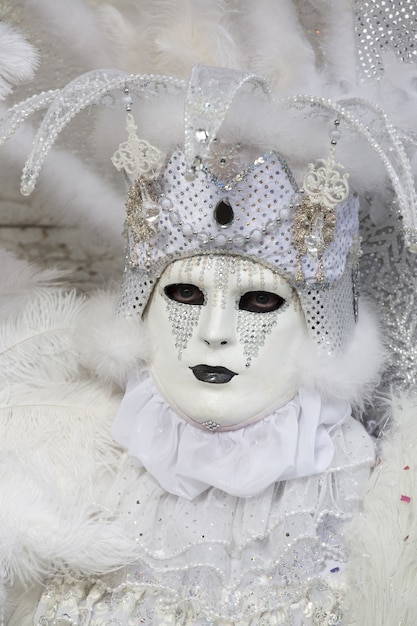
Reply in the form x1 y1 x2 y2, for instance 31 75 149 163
0 381 121 489
97 0 241 76
346 394 417 625
24 0 112 69
0 247 65 305
0 22 38 99
376 51 417 130
0 289 85 386
0 122 125 248
0 379 136 587
309 0 358 88
0 453 137 585
3 583 42 626
237 0 319 92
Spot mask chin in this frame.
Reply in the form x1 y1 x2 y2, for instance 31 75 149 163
149 365 302 430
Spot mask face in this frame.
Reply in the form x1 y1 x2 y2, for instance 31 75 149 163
146 255 307 429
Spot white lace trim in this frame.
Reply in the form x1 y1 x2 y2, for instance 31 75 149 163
112 372 353 498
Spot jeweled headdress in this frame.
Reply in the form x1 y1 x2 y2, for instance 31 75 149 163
1 57 416 360
112 66 359 355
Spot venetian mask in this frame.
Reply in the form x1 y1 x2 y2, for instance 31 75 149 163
146 254 307 429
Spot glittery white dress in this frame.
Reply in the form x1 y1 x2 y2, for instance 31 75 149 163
22 419 373 626
0 275 375 626
28 419 373 626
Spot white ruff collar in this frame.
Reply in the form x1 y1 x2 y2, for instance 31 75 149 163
112 372 352 499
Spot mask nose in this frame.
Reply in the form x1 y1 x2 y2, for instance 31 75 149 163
203 338 228 347
198 301 236 349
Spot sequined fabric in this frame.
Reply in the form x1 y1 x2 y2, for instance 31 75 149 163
360 206 417 394
30 414 373 625
354 0 417 78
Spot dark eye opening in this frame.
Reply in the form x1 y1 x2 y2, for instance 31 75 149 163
239 291 285 313
164 283 205 305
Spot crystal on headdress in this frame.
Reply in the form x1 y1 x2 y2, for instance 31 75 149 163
126 178 160 247
214 199 234 227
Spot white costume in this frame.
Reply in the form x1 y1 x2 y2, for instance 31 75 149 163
0 2 417 625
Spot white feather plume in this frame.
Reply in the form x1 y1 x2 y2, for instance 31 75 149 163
0 247 64 305
0 452 137 585
0 380 121 490
0 22 38 99
97 0 241 76
0 290 85 387
0 121 125 247
25 0 111 69
308 0 358 89
345 394 417 625
236 0 319 92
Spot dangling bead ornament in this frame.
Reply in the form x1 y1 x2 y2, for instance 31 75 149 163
112 86 167 269
293 120 349 283
111 114 165 180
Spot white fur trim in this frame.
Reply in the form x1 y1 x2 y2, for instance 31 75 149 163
0 254 378 416
75 291 149 388
297 300 385 409
77 291 383 407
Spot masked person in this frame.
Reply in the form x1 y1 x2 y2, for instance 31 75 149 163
0 62 390 626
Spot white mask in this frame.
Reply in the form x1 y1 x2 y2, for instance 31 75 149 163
146 255 307 429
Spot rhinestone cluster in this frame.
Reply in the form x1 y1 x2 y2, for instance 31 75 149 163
237 308 281 368
164 297 202 360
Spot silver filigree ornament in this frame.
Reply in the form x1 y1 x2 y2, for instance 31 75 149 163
293 122 349 283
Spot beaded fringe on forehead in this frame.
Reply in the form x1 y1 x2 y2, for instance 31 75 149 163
162 255 282 304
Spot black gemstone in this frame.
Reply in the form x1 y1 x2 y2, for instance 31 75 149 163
214 198 234 226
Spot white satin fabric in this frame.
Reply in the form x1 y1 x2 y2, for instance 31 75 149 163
112 372 352 499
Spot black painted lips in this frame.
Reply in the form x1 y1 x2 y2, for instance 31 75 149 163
190 364 238 384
